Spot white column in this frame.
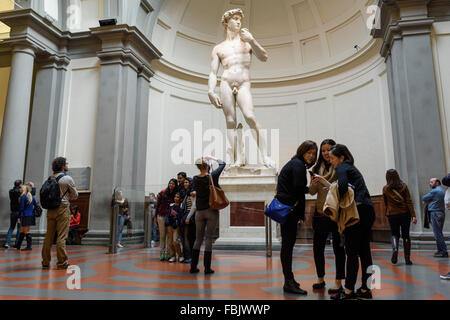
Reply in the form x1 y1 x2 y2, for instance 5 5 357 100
0 44 35 209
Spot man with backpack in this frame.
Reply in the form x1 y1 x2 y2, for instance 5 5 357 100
41 157 78 270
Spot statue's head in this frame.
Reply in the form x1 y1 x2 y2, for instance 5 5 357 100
222 8 244 31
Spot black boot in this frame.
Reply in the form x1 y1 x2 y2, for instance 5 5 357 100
391 235 399 264
23 234 32 251
283 279 307 295
404 238 412 265
204 251 214 275
190 249 200 273
15 233 25 251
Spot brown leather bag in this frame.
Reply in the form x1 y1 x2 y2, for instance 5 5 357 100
209 173 229 210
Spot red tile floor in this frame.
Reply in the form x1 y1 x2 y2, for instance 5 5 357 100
0 243 448 300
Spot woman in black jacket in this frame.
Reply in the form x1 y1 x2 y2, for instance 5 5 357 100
328 144 375 300
190 156 226 274
276 140 318 295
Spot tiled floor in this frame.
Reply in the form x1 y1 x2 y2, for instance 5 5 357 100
0 243 448 300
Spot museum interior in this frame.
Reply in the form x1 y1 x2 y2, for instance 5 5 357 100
0 0 449 300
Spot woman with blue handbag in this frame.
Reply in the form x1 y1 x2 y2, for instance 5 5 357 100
276 140 317 295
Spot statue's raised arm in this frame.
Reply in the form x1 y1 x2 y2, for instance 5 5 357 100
239 28 268 62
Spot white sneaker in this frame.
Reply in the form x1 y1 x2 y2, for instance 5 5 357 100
168 257 176 262
178 257 185 263
440 273 450 280
117 243 123 248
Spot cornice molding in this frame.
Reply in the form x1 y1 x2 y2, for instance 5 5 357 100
0 9 162 75
372 0 443 57
90 24 162 71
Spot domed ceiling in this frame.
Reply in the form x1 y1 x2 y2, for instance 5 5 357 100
152 0 377 81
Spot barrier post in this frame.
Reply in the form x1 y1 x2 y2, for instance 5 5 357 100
265 203 272 258
143 198 151 248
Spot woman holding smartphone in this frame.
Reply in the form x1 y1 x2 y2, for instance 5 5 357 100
309 139 346 294
328 144 375 300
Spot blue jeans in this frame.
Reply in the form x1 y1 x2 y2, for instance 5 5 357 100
117 215 125 243
430 211 448 255
5 212 21 246
152 219 159 242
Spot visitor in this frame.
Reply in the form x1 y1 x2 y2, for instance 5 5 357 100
16 184 37 251
382 169 417 265
328 144 375 300
423 178 448 258
41 157 78 270
167 192 184 262
276 140 318 295
111 190 129 248
180 178 194 263
155 179 178 261
3 180 22 249
190 156 226 274
68 205 81 245
309 139 346 294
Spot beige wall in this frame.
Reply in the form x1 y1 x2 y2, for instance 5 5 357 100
0 0 14 39
0 67 10 137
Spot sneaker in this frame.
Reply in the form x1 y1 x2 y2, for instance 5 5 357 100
3 244 9 249
117 243 123 248
434 252 449 258
356 287 373 300
184 258 192 264
312 281 326 290
178 257 185 263
168 257 176 263
330 290 357 300
440 273 450 280
164 253 171 261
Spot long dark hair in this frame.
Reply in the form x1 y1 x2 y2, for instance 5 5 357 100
166 179 178 196
330 144 354 166
314 139 337 174
294 140 318 169
385 169 404 190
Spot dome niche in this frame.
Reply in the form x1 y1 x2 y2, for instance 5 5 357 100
152 0 377 82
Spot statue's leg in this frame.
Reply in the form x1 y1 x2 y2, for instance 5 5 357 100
236 83 274 167
219 81 237 166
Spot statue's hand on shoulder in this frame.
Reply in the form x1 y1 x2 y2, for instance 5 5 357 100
239 28 254 43
208 92 223 109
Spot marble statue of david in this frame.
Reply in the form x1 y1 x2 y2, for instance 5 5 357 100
208 8 274 168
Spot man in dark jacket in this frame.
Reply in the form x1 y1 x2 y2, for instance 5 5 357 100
3 180 22 248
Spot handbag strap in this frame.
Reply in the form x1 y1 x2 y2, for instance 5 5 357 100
391 189 405 202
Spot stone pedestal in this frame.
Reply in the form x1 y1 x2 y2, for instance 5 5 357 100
214 166 281 249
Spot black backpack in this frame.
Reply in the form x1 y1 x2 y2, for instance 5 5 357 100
40 174 69 210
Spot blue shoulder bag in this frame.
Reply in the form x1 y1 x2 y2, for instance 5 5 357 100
264 197 293 224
